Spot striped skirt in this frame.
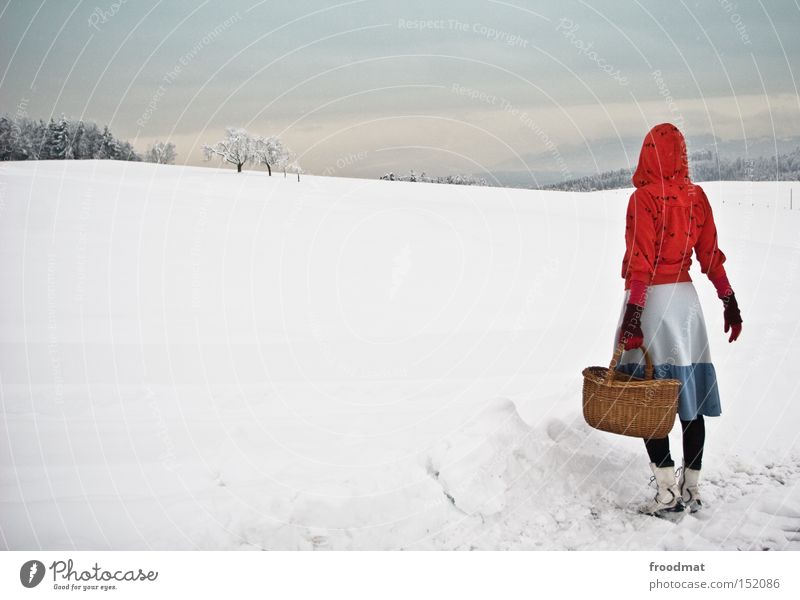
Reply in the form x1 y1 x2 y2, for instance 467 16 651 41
611 281 721 422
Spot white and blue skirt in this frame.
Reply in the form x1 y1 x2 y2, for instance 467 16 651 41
611 281 721 422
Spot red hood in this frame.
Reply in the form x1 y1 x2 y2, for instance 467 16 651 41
632 123 690 188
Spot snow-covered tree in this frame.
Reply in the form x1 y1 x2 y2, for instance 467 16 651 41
0 115 140 162
281 147 298 178
44 116 69 159
66 119 84 159
255 135 289 176
117 139 141 161
98 125 120 159
144 141 177 164
79 122 101 159
0 116 23 160
22 119 47 159
378 170 487 186
202 127 258 173
287 160 303 182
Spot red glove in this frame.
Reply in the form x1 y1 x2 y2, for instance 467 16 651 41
711 273 742 343
617 280 648 350
722 294 742 342
618 303 644 350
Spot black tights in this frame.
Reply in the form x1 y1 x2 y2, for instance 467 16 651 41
644 416 705 470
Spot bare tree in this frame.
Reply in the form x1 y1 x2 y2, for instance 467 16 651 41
145 141 177 164
202 127 258 173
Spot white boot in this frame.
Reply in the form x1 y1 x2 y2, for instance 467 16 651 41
640 463 684 516
678 462 702 513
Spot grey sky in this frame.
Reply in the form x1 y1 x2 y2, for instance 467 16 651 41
1 0 799 183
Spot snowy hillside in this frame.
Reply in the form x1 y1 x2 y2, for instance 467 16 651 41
1 160 798 550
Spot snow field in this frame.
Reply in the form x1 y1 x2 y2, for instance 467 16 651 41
1 160 798 549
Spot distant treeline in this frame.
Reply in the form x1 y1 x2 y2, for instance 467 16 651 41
380 170 488 186
0 114 140 161
544 147 800 192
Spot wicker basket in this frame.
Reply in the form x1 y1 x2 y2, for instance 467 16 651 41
582 343 681 439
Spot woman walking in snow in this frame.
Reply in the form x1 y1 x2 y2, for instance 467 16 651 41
614 123 743 517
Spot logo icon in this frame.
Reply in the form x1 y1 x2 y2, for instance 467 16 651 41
20 560 46 588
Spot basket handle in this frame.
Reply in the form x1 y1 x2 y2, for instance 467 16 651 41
607 342 654 381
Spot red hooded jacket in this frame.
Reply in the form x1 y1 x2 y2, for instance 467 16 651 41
621 123 727 290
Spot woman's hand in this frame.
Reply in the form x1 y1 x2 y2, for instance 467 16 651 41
618 303 644 350
722 293 743 342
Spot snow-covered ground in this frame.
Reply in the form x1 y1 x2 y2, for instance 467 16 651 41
1 160 798 550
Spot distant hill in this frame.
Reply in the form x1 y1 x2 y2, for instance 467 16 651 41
543 147 800 192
